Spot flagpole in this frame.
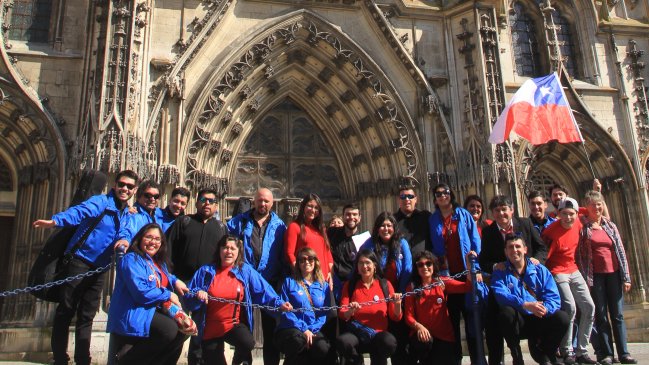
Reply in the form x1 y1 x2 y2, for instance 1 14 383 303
580 142 597 179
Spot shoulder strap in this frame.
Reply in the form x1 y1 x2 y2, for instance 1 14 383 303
379 278 390 299
69 209 109 255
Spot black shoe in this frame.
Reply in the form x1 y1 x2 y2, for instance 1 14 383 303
612 358 620 364
599 358 613 365
576 354 598 364
619 356 637 364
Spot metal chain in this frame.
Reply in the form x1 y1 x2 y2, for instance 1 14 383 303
0 263 114 298
191 270 471 313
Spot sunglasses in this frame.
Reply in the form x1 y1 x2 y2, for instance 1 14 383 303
416 261 434 268
143 193 160 200
298 256 316 264
199 196 217 204
434 190 450 198
117 181 136 190
400 194 416 200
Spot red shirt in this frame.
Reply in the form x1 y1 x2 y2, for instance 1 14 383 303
542 220 582 275
477 219 493 238
285 222 334 279
404 278 471 342
204 267 244 340
590 229 618 274
153 262 169 288
339 279 401 331
443 215 464 274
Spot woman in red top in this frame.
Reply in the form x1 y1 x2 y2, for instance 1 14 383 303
337 249 402 365
463 195 493 237
285 193 334 282
405 250 474 365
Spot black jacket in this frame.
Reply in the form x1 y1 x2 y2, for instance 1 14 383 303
394 209 432 257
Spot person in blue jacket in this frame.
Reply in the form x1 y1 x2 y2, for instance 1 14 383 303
33 169 139 365
429 183 485 365
156 186 190 233
491 233 569 365
186 234 293 365
114 180 163 250
227 188 288 364
275 247 335 365
107 223 190 365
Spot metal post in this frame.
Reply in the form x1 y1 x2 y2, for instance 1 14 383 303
470 253 488 365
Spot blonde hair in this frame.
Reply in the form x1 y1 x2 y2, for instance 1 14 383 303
584 190 604 205
292 247 324 284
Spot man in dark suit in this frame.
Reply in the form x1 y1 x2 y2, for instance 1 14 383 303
480 195 548 365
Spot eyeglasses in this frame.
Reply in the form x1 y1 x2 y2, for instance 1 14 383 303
298 256 316 264
142 235 162 243
143 193 160 200
400 194 416 200
199 197 217 204
434 190 451 198
117 181 136 190
416 261 433 268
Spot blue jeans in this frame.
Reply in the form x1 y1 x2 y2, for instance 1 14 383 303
592 271 630 358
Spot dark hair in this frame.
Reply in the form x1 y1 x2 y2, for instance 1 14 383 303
504 233 527 247
295 193 330 249
128 223 170 267
212 234 244 268
489 195 513 210
136 180 161 199
370 212 402 263
348 248 384 292
171 187 191 200
432 183 458 210
197 189 218 200
342 203 361 214
463 194 489 228
548 184 569 198
411 250 440 288
527 190 548 202
398 187 417 195
115 170 139 184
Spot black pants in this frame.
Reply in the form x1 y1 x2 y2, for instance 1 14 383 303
261 309 281 365
275 328 332 365
498 306 570 363
409 336 454 365
485 291 504 365
202 323 255 365
447 292 482 365
52 257 107 365
112 312 187 365
187 306 205 365
336 331 397 365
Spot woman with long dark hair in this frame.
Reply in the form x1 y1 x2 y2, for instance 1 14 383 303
336 249 402 365
463 194 492 237
405 250 474 365
429 183 484 365
107 223 190 365
285 193 334 282
186 235 293 365
275 247 335 364
359 212 412 292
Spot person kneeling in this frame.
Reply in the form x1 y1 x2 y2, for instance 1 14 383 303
336 249 402 365
491 234 570 365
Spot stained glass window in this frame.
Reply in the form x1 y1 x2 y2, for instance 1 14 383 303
551 9 579 79
9 0 52 43
509 1 543 77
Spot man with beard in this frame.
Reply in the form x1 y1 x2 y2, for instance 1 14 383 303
394 187 432 257
327 203 363 301
167 188 228 365
157 186 190 232
227 188 287 365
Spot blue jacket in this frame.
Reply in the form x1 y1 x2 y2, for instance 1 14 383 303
52 190 130 267
430 207 482 275
360 237 412 292
156 207 178 233
116 203 160 243
107 252 177 337
277 276 330 333
185 263 285 340
491 258 561 316
227 210 287 283
530 214 557 235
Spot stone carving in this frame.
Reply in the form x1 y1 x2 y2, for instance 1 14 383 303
267 80 280 94
339 126 354 139
157 164 180 185
326 103 340 116
306 82 320 97
358 116 371 131
209 139 222 155
627 40 649 154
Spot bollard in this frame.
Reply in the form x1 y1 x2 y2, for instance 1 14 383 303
470 253 488 365
107 247 126 365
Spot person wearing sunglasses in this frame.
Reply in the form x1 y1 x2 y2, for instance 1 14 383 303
114 180 165 252
108 223 190 365
275 247 336 365
394 187 432 258
428 183 485 365
404 250 476 365
167 188 228 365
33 169 139 365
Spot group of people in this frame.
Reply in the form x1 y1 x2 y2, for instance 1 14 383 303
32 169 636 365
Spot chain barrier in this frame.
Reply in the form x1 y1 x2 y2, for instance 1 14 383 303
0 263 114 298
191 270 470 313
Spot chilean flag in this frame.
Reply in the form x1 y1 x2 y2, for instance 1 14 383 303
489 73 584 145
